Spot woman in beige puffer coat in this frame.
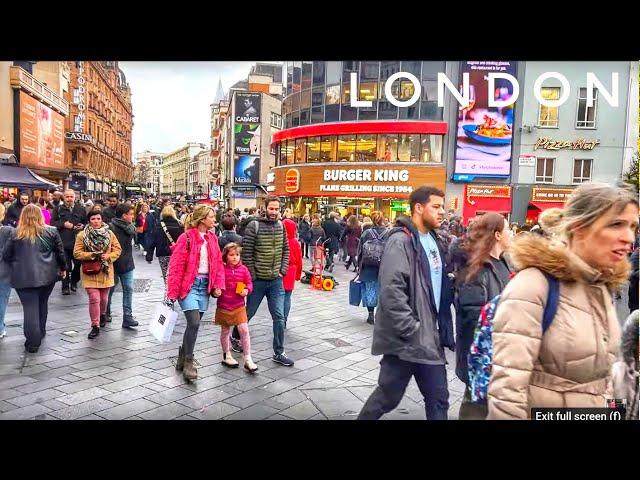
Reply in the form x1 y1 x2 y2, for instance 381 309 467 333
487 183 638 420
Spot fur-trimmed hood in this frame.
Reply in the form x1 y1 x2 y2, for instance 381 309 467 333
508 233 630 290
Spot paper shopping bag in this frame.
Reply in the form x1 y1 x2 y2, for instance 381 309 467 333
149 303 178 343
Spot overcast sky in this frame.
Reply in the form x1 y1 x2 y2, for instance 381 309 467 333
120 62 266 158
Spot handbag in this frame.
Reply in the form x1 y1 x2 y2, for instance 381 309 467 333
349 274 362 307
149 302 178 342
82 259 102 275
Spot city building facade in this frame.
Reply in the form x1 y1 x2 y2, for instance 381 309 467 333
64 61 134 199
1 62 70 194
160 142 206 197
134 150 164 197
270 61 448 220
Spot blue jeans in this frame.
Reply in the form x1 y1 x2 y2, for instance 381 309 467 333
283 290 292 327
0 281 11 334
178 275 210 313
107 270 134 317
235 277 286 355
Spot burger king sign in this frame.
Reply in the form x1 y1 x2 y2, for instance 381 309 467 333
285 169 300 193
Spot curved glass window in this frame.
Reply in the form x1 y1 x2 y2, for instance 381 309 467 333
312 61 325 86
377 134 398 161
302 61 312 90
295 138 306 163
320 136 337 162
337 135 356 162
285 140 294 165
306 137 321 162
356 134 376 162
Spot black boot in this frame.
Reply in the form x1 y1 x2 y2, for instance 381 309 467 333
70 283 78 292
88 326 100 339
62 286 70 295
366 311 375 325
99 314 107 328
122 314 139 328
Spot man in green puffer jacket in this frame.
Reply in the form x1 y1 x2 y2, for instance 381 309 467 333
232 196 293 366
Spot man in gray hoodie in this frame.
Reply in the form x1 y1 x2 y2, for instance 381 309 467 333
358 186 454 420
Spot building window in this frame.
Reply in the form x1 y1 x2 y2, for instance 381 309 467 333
573 158 593 183
421 134 443 163
538 87 560 127
295 138 306 163
576 88 597 128
312 61 325 87
356 134 376 162
270 112 282 128
421 80 442 120
337 134 356 162
377 134 398 161
285 140 295 165
535 157 555 183
320 136 337 162
279 141 287 166
311 106 324 124
397 134 421 162
307 137 321 162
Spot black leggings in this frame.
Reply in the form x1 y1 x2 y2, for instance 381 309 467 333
182 310 205 357
15 283 56 349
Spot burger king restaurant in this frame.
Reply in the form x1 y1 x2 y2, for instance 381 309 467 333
268 164 446 220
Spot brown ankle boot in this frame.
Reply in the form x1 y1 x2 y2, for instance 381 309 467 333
175 346 185 371
183 356 197 381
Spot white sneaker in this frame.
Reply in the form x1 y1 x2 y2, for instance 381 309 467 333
0 330 6 338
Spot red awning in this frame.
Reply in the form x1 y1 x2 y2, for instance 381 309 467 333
272 120 448 144
530 201 566 211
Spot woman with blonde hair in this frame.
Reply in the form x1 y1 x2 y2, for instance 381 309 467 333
74 210 122 339
2 204 66 351
0 204 14 338
147 204 183 286
166 204 225 381
487 183 639 419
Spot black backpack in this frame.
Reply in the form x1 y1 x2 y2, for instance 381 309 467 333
360 229 386 267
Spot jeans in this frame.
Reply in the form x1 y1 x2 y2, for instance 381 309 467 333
86 288 110 327
325 248 336 269
283 290 292 327
62 248 81 289
106 270 134 317
234 277 286 355
358 355 449 420
0 281 12 334
15 283 56 349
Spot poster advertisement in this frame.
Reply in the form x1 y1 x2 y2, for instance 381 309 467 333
233 155 260 185
234 123 261 155
453 61 517 181
235 92 261 123
19 91 65 169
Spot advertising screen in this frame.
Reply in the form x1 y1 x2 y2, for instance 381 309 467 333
453 61 517 181
234 123 261 155
19 91 65 169
233 155 260 185
235 92 261 123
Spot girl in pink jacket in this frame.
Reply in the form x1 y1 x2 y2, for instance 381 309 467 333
215 243 257 373
166 205 225 382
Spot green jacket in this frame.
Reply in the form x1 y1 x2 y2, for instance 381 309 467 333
241 217 290 280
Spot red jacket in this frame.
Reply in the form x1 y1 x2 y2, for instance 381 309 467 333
217 262 253 311
282 219 302 292
166 228 225 301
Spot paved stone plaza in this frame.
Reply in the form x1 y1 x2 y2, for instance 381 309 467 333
0 249 633 420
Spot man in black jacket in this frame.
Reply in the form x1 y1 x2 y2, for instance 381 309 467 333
218 215 243 250
106 203 139 328
238 207 258 237
322 212 342 272
51 189 86 295
358 186 454 420
101 193 119 225
3 192 30 227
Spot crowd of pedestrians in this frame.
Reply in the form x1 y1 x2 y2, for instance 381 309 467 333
0 182 637 420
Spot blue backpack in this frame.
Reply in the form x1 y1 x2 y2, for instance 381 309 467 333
468 271 560 403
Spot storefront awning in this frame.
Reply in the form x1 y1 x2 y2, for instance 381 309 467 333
529 201 566 211
0 164 59 189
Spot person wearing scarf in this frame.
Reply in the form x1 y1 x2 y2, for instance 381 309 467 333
74 209 121 339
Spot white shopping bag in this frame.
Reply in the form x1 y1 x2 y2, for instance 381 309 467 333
149 302 178 343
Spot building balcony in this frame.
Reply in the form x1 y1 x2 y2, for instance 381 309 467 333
9 66 69 116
